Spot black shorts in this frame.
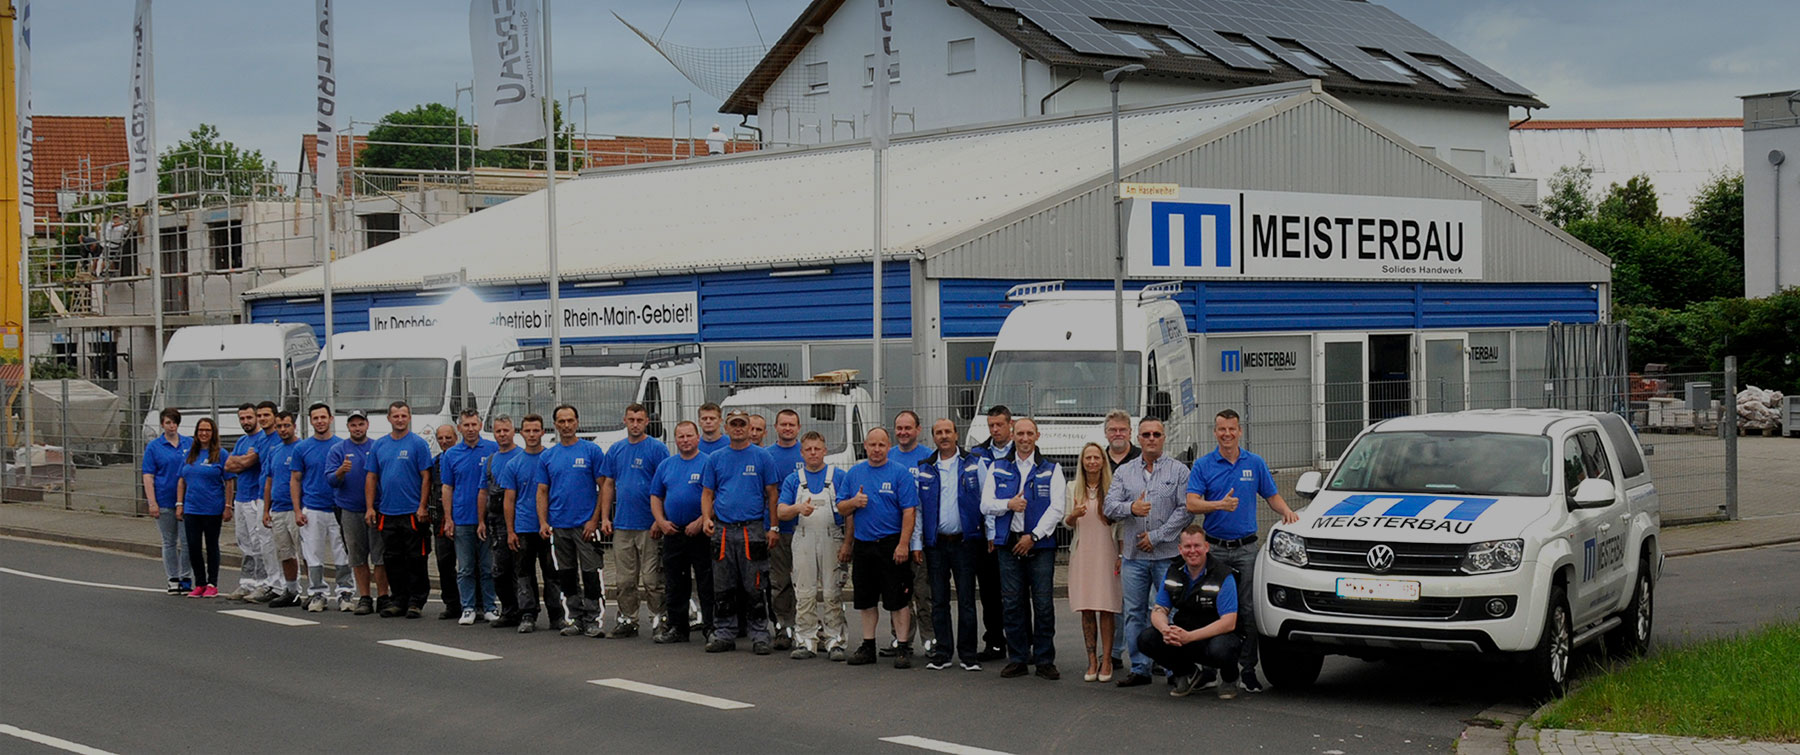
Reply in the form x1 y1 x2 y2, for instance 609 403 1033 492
852 535 913 611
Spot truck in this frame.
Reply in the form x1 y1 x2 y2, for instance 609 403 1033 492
305 324 518 445
1255 409 1662 697
489 344 704 445
721 371 879 467
965 281 1200 468
143 323 319 443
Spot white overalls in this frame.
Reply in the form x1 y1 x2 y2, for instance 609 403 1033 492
791 467 848 652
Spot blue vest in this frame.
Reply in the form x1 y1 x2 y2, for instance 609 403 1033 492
915 450 985 548
989 452 1058 550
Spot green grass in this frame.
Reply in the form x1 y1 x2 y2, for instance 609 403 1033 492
1535 619 1800 743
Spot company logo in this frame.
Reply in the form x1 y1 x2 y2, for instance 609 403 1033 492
881 482 893 493
1365 544 1396 573
1150 201 1233 271
397 450 409 459
1470 345 1500 364
688 473 701 484
964 356 989 382
1221 349 1299 373
1310 494 1498 535
719 359 790 384
1583 535 1624 581
573 458 587 469
719 360 737 383
1241 469 1253 481
1221 350 1242 373
742 464 756 476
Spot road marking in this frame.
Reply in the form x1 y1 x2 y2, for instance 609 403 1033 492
586 678 754 710
0 566 164 593
378 639 501 661
879 735 1014 755
0 724 120 755
218 609 319 627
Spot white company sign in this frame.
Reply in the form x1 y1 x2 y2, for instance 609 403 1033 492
369 292 698 338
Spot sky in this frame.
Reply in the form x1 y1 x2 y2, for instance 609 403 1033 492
24 0 1797 173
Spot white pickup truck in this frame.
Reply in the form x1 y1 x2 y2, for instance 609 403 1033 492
1256 409 1661 697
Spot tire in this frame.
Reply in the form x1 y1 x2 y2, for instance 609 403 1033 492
1521 583 1573 700
1259 635 1324 690
1606 556 1654 658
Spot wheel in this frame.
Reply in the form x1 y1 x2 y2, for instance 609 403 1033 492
1259 635 1324 690
1521 584 1572 700
1606 556 1654 658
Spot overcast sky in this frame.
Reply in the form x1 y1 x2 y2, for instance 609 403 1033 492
26 0 1796 171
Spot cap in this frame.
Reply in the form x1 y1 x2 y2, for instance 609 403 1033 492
725 409 750 425
347 409 368 421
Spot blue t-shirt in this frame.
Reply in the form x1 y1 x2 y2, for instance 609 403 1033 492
763 441 806 533
367 433 433 516
780 466 846 527
696 435 731 455
326 437 374 512
289 435 341 512
539 440 607 530
838 459 919 542
498 448 545 534
178 448 232 516
229 432 267 503
650 453 708 527
604 436 670 531
262 437 301 512
141 434 192 507
1155 566 1238 619
440 438 500 526
701 444 779 524
1185 449 1279 541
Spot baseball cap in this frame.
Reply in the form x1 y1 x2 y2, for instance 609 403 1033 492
725 409 750 425
347 409 368 421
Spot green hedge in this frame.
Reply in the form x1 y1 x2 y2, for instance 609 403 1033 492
1617 288 1800 390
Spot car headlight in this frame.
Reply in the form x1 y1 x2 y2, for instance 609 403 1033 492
1269 529 1308 567
1461 539 1524 574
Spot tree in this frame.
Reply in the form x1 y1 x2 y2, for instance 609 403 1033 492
1566 217 1740 308
1541 163 1594 227
1595 174 1660 226
102 123 274 200
358 101 581 172
1687 172 1744 263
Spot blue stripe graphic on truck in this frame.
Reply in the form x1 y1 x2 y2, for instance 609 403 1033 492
1321 494 1499 520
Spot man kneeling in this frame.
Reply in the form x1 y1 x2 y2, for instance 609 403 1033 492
1137 524 1243 699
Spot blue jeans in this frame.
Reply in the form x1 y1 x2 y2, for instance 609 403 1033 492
1120 557 1173 676
454 525 496 612
926 535 978 664
997 544 1056 666
155 509 191 583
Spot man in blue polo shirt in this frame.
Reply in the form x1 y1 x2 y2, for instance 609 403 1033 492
500 414 562 633
327 409 380 615
837 426 920 669
699 409 781 654
480 415 524 629
695 403 730 455
1138 524 1243 700
887 410 936 659
1184 408 1297 694
365 401 433 618
289 403 351 613
141 408 192 593
259 411 304 607
601 402 670 639
222 403 276 602
441 409 501 625
650 421 713 644
536 404 609 638
763 409 805 651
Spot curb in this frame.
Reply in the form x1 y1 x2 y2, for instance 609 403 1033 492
1510 700 1554 755
1664 535 1800 558
1457 701 1537 755
0 525 246 567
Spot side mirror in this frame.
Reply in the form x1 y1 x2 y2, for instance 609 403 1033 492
1149 390 1173 422
1295 470 1323 499
1571 478 1617 508
957 389 975 421
648 420 664 439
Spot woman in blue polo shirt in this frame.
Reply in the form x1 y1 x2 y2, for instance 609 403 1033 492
142 408 193 594
176 418 233 598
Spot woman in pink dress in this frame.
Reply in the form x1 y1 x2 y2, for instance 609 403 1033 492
1065 442 1122 682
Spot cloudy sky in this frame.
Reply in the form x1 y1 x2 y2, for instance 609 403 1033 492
26 0 1796 170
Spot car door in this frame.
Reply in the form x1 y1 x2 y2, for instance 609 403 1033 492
1562 429 1624 627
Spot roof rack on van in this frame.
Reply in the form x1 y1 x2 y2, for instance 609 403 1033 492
644 343 700 368
1005 280 1065 301
1137 281 1184 301
502 345 646 371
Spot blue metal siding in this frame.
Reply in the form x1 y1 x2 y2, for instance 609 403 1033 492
1418 283 1600 328
698 263 910 342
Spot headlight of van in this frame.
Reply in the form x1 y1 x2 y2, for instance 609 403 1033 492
1269 530 1308 567
1461 539 1524 574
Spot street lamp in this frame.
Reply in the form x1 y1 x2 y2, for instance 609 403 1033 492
1105 63 1145 413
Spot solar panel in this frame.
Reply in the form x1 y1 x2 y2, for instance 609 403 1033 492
979 0 1534 96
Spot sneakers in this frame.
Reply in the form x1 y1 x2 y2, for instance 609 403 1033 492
1217 682 1238 700
269 591 301 609
960 661 983 672
790 647 817 660
561 622 587 637
354 596 375 615
828 647 848 662
375 594 393 614
999 662 1029 678
977 645 1005 662
583 621 606 638
338 595 356 612
459 609 477 625
307 595 327 613
379 603 405 618
186 586 207 598
222 586 251 602
925 658 952 670
491 615 521 629
653 630 688 644
1035 664 1061 681
518 619 537 634
1171 669 1202 697
846 643 877 666
771 634 793 652
878 641 906 658
202 585 218 598
482 610 501 623
405 606 423 619
752 641 772 656
609 622 639 639
248 586 277 604
1115 673 1153 688
893 643 913 669
1239 668 1264 693
178 579 193 593
1196 668 1220 690
705 638 736 653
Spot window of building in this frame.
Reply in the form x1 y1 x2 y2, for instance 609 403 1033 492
362 212 400 249
1411 54 1468 83
862 54 899 86
1115 32 1160 53
1159 35 1201 56
161 228 188 314
207 220 242 270
1279 40 1331 71
1218 33 1274 64
947 38 976 75
806 61 829 92
1363 49 1418 79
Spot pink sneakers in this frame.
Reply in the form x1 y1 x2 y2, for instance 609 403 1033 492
187 585 219 598
202 585 219 598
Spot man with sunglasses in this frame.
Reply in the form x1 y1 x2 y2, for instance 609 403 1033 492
1103 417 1193 688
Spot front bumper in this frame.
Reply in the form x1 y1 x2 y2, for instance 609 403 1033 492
1257 556 1547 653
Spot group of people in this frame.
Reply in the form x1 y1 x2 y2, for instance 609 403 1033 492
141 397 1295 699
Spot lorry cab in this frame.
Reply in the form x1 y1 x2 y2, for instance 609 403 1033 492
721 371 878 467
144 323 319 443
306 324 518 447
489 344 703 445
966 281 1199 469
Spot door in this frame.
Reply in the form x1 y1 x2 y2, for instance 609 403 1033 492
1563 429 1627 626
1315 334 1367 465
1423 332 1469 413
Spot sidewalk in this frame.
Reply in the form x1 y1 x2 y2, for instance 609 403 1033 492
1519 721 1800 755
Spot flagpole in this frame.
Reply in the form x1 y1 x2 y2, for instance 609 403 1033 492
870 0 891 423
542 0 560 398
314 0 336 398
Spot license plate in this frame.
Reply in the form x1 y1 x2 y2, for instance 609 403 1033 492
1336 577 1421 602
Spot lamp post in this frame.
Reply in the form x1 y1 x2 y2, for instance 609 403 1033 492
1105 63 1145 413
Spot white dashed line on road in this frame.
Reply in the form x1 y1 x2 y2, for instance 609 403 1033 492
377 639 501 661
0 724 120 755
879 735 1015 755
218 609 320 627
586 678 755 710
0 566 165 593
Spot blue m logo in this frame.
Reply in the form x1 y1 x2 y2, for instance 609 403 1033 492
1221 350 1242 373
719 359 738 383
1151 201 1233 269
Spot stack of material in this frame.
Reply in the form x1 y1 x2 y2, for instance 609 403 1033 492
1647 397 1699 429
1736 386 1786 431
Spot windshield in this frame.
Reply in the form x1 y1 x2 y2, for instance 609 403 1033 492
981 350 1140 418
727 403 845 451
1327 431 1553 497
491 375 638 434
161 359 280 409
310 358 448 415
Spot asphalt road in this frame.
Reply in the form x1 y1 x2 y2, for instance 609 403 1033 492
2 537 1795 755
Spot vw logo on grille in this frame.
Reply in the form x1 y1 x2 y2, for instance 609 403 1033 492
1366 544 1396 573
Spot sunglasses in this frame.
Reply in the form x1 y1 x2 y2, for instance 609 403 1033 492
1139 431 1163 438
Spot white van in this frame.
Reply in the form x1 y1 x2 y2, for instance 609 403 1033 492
145 323 319 443
490 344 704 445
722 373 878 467
306 324 518 444
966 281 1200 466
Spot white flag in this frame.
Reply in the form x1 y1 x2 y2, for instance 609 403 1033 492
126 0 156 206
17 0 33 232
469 0 545 149
314 0 337 196
871 0 894 150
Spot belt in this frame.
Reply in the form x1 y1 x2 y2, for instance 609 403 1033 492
1206 534 1258 549
934 533 964 544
